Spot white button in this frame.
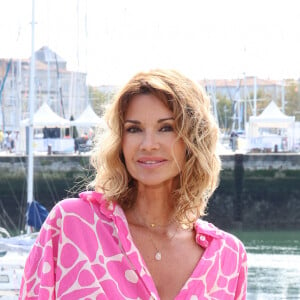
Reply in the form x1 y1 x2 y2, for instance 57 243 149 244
200 235 206 241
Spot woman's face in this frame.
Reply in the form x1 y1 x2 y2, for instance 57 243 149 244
122 94 186 189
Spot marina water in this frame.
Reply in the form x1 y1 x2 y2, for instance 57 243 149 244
1 230 299 299
235 230 300 300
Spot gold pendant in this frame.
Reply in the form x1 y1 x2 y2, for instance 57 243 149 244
155 251 162 261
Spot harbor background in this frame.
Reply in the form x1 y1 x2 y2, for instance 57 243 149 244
1 153 300 233
1 1 300 298
0 153 300 299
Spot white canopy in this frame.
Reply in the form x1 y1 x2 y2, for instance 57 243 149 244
248 101 295 151
71 104 107 129
249 101 295 128
21 102 70 128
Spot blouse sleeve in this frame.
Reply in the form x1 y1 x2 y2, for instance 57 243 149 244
19 203 62 299
235 244 248 300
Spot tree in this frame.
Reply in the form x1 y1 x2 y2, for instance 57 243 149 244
284 80 300 121
247 89 271 116
88 86 115 116
216 93 232 133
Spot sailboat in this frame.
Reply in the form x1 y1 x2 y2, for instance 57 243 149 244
0 227 38 297
0 2 49 297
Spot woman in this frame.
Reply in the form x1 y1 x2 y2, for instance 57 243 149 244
19 69 247 299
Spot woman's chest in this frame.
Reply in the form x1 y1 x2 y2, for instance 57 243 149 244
132 227 204 299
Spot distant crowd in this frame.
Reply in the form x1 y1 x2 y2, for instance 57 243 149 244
0 127 94 154
0 129 18 153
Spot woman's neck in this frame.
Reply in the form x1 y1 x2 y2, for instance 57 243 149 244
130 186 175 228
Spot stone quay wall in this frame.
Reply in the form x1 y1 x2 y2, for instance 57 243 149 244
0 154 300 233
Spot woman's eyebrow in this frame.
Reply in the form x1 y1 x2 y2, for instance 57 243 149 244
124 120 140 124
124 117 174 124
158 117 174 123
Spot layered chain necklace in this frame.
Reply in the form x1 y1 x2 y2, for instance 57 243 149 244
132 210 178 261
149 222 178 261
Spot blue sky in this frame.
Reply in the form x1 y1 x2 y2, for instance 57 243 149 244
1 0 300 85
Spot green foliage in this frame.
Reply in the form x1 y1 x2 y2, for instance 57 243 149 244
216 93 232 132
88 86 115 116
216 89 272 132
253 89 271 115
285 80 300 121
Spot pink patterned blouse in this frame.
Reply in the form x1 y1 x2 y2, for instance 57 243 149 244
19 191 247 299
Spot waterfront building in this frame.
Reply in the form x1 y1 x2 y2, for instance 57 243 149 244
0 46 87 132
199 77 283 104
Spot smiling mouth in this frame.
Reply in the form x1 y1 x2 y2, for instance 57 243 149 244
138 160 166 164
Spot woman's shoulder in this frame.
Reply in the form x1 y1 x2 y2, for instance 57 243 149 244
55 191 105 208
195 219 246 254
51 191 115 219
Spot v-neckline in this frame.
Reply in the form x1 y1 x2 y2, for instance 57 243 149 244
122 213 211 299
174 245 212 298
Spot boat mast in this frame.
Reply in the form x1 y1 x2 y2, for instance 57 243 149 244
281 79 285 113
27 0 36 211
253 76 257 117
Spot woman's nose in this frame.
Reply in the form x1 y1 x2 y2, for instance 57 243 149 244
140 131 159 151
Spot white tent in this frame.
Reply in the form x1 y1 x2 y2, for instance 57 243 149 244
71 104 107 129
21 102 70 128
18 103 73 153
248 101 295 152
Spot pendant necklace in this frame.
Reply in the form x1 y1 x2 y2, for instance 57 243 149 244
148 224 178 261
132 209 178 261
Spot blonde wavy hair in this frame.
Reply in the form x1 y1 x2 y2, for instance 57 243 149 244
90 69 221 224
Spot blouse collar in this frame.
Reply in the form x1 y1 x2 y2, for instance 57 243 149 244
79 191 223 249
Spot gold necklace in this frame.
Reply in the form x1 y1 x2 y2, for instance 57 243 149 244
149 217 175 229
132 209 178 261
148 224 178 261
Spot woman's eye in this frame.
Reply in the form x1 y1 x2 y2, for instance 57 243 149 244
160 125 174 132
126 126 141 133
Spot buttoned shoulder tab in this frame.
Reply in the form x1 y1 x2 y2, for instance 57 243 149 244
79 190 104 203
79 191 116 218
194 219 223 248
194 219 224 238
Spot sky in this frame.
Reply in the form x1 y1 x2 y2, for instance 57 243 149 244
1 0 300 85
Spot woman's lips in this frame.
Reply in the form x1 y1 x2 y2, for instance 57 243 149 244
137 157 167 167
